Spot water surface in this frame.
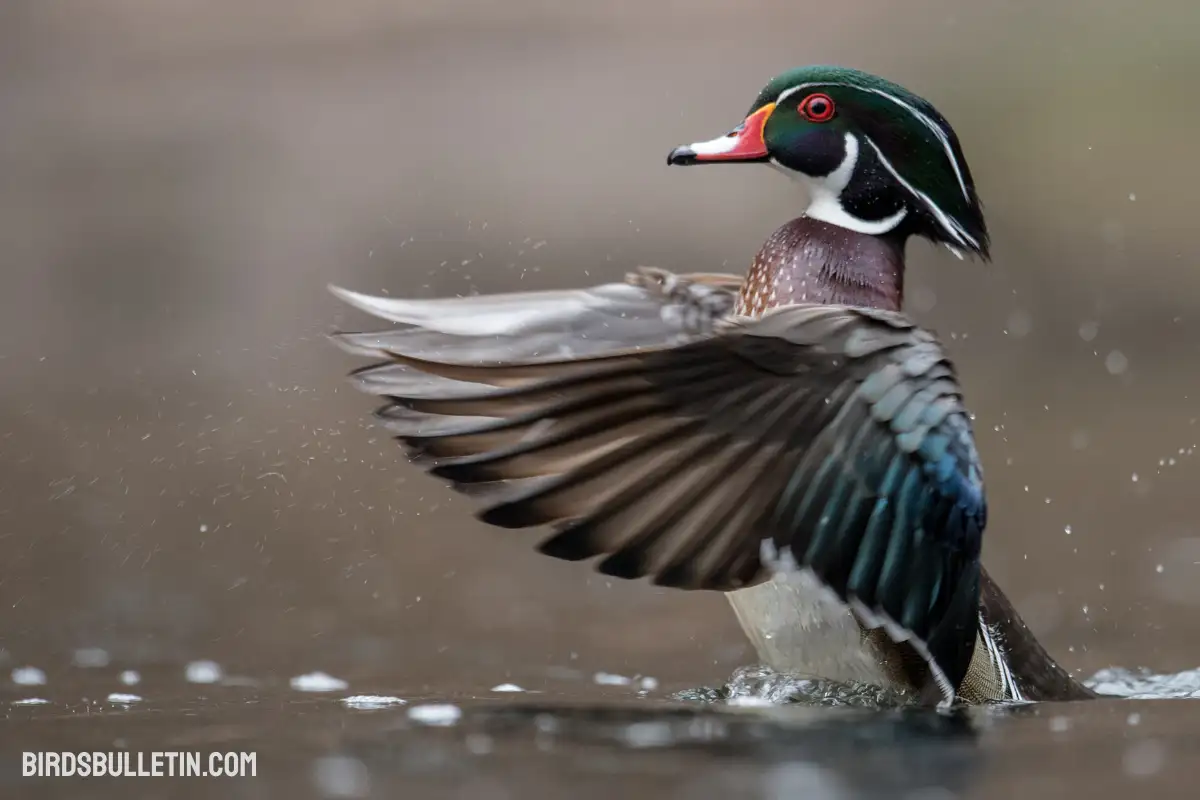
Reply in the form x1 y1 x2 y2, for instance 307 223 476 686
4 662 1197 798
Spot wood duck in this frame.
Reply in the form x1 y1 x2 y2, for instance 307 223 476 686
331 65 1096 706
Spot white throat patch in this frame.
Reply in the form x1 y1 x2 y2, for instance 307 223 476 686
777 132 908 236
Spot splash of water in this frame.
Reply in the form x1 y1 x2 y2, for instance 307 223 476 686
1085 666 1200 699
673 665 911 708
678 664 1200 707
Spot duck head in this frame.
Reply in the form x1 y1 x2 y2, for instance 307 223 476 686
668 66 990 259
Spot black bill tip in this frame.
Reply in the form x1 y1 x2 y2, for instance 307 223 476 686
667 145 698 166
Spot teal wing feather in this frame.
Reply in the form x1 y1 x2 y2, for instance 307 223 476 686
756 310 985 695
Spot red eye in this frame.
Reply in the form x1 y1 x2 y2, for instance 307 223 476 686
798 93 836 123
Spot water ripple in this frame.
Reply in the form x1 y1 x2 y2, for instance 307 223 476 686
1086 667 1200 699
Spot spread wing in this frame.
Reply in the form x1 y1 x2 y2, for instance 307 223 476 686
331 271 986 698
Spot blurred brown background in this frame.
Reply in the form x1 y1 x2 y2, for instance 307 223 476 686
2 0 1199 692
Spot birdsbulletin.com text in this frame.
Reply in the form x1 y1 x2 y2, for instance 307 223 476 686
23 751 257 778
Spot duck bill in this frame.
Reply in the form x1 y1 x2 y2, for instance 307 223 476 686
667 102 775 165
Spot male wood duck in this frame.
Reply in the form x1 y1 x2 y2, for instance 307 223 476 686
331 66 1096 706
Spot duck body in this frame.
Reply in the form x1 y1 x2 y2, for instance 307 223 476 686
331 65 1096 704
718 215 1091 702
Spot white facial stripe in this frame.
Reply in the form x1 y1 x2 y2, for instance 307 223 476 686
777 82 972 205
775 84 808 106
783 132 907 236
862 135 980 251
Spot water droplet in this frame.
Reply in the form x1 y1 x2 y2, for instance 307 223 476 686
107 693 142 705
1006 309 1032 338
341 695 406 710
11 666 47 686
290 672 348 692
1106 350 1129 375
1123 739 1166 778
908 285 938 314
408 704 462 726
72 648 110 669
593 672 632 686
184 660 223 684
621 721 676 748
491 683 524 693
465 733 494 754
312 755 371 798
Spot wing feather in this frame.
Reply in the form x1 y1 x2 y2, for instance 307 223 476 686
332 274 987 700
